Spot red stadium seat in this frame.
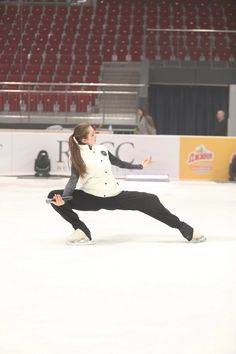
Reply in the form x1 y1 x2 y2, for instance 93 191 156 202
90 35 102 47
147 17 157 28
24 74 38 82
0 73 6 81
104 35 115 47
54 75 68 83
70 6 81 15
172 17 184 28
199 17 211 28
85 75 99 83
32 6 43 16
185 17 197 29
41 65 55 75
8 74 22 82
38 75 53 83
88 45 101 57
71 65 86 76
73 56 87 65
188 47 202 60
26 64 40 75
8 93 20 111
146 32 157 47
77 94 89 112
41 94 54 112
160 46 172 60
0 63 10 72
159 33 170 46
130 46 142 61
2 46 17 56
115 45 128 61
227 18 236 30
56 65 70 76
60 46 73 56
46 45 59 55
145 46 157 60
10 64 24 75
102 47 113 61
201 47 212 61
59 55 72 66
117 36 129 47
14 53 28 65
44 55 57 65
89 56 103 65
131 36 143 46
69 75 84 83
174 47 187 61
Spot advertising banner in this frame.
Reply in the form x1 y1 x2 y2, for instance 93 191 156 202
97 134 179 179
180 136 236 180
0 133 12 174
0 131 180 179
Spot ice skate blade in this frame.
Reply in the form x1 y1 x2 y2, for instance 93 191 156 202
190 235 207 243
66 239 96 246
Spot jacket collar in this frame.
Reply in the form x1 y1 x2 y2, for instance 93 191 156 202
79 144 96 152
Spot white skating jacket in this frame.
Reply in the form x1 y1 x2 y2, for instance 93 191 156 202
63 144 143 198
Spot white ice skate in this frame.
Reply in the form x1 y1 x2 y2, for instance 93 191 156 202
190 230 207 243
66 229 96 246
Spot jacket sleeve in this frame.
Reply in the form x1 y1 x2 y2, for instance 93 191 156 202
108 151 143 170
62 166 79 198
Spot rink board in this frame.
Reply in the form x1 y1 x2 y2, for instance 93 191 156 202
0 130 236 180
0 131 179 179
180 136 236 181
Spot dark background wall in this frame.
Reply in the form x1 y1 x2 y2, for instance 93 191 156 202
149 84 229 135
148 61 235 135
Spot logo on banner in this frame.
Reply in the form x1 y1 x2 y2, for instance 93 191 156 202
56 140 70 173
55 140 136 174
187 145 214 174
101 141 135 163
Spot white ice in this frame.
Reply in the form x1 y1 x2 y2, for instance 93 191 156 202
0 177 236 354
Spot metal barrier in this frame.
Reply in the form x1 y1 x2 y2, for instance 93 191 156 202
0 82 145 127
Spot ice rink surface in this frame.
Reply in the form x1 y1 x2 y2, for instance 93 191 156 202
0 176 236 354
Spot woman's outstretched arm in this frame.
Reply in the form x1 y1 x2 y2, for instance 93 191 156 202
108 151 151 169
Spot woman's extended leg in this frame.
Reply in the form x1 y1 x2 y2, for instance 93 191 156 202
102 191 194 241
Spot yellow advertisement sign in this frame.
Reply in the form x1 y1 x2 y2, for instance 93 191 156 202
180 137 236 180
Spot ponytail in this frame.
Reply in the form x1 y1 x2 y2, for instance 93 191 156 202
68 124 90 177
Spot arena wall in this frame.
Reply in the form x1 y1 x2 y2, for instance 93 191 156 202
1 130 235 180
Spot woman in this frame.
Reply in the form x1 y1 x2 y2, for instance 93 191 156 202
48 124 206 245
137 107 156 135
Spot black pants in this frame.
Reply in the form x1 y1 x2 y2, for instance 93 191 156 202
48 189 183 240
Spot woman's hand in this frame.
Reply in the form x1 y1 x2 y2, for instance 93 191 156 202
141 156 152 168
51 194 65 206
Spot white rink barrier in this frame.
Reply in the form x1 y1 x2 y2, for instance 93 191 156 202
0 130 180 179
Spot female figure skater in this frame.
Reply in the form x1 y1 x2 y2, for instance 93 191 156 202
48 124 206 245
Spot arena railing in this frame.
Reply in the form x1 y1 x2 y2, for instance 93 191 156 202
0 82 145 128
